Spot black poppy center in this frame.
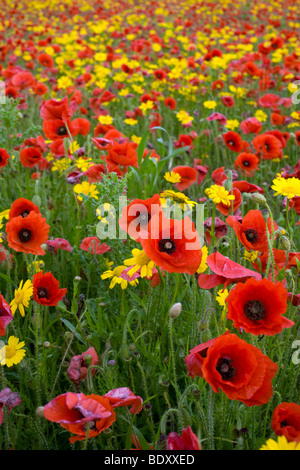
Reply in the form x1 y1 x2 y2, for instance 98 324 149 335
18 228 32 243
57 126 67 136
244 229 258 243
243 160 250 167
37 287 49 300
244 300 265 321
21 210 30 218
280 420 289 428
158 239 176 254
228 140 234 147
216 356 236 381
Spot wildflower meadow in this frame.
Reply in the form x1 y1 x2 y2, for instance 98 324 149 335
0 0 300 454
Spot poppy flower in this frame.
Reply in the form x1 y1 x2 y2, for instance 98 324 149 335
0 388 21 425
107 140 138 172
234 152 260 176
212 167 227 186
19 147 43 168
226 278 293 335
42 118 73 140
67 347 99 387
189 332 278 406
104 387 143 415
258 93 280 108
0 295 13 337
32 271 67 306
6 211 50 255
0 149 10 169
233 180 264 195
222 131 244 153
185 336 225 378
171 165 198 191
226 210 277 252
204 217 228 245
164 97 176 110
295 131 300 147
79 237 111 255
240 117 262 135
37 53 54 68
271 402 300 443
198 250 262 289
46 238 72 254
43 392 116 443
252 133 283 160
84 164 105 183
40 97 71 121
118 194 162 240
221 96 235 107
9 198 40 220
193 159 208 184
34 83 48 96
139 211 202 275
167 426 202 450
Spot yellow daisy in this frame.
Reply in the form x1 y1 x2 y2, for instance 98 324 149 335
260 435 300 450
0 336 26 367
205 185 235 207
123 249 155 278
10 279 33 317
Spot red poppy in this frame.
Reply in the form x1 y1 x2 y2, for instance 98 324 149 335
104 387 143 415
193 159 208 184
198 249 262 288
222 131 244 153
171 165 198 191
79 237 111 255
9 198 40 220
46 238 72 254
118 194 162 240
258 93 280 108
0 295 13 337
252 133 283 160
164 97 176 110
140 211 202 275
226 278 293 335
221 96 235 107
32 271 67 306
216 188 242 216
19 147 43 168
295 131 300 147
167 426 202 450
37 53 54 68
240 117 262 135
6 211 50 255
271 402 300 442
43 392 116 443
233 180 264 194
185 336 224 378
84 164 105 183
189 332 278 406
204 217 228 245
40 97 71 121
226 210 277 252
107 140 138 172
0 149 10 169
234 152 260 176
212 167 227 186
67 347 99 387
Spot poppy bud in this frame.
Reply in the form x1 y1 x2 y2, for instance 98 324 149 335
198 319 208 332
36 406 45 418
43 341 50 348
192 389 201 398
169 302 182 319
74 276 82 282
279 235 291 252
251 192 267 205
41 243 49 252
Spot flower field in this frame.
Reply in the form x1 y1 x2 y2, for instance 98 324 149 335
1 0 300 452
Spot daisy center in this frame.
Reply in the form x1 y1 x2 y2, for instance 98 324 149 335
244 300 265 321
4 345 16 359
